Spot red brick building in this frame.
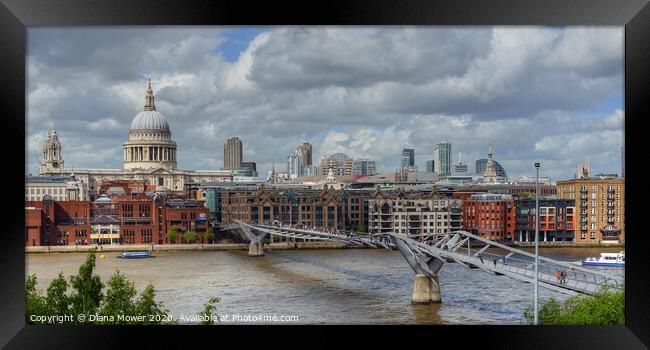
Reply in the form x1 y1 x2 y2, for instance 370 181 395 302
462 193 515 241
25 193 210 246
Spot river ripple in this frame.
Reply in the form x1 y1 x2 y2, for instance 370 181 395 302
25 247 624 324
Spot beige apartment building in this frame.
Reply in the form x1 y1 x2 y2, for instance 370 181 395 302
556 176 624 245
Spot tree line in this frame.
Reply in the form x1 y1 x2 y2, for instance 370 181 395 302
26 250 220 325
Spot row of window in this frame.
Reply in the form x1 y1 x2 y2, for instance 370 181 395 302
27 188 66 195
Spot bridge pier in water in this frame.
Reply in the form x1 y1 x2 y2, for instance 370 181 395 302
248 241 264 256
412 274 441 303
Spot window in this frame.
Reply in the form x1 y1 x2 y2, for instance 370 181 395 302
590 232 596 239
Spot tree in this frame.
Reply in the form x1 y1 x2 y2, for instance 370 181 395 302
204 228 215 243
355 224 366 233
198 297 221 325
183 230 198 244
524 288 624 325
46 272 70 316
135 284 174 324
166 226 178 244
68 250 104 322
98 271 137 324
25 274 48 324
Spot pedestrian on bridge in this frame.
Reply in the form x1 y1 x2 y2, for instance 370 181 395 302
556 270 561 282
560 271 567 284
493 258 497 268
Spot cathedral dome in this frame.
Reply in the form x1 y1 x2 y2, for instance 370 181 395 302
128 78 170 133
130 110 170 132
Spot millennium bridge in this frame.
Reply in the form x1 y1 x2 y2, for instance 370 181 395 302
225 221 624 303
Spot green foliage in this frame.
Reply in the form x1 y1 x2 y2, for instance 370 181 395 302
198 297 221 325
166 226 178 243
98 271 137 324
46 273 70 316
68 250 104 320
25 251 176 325
204 228 215 243
25 274 48 324
524 288 625 325
134 284 175 324
183 230 198 244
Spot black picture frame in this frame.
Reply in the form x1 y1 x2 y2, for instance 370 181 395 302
2 0 649 348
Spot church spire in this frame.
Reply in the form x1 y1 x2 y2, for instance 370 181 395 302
144 78 156 111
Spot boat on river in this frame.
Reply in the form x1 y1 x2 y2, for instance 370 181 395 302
118 251 154 259
582 251 624 267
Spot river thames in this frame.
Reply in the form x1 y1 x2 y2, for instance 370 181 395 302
26 247 624 325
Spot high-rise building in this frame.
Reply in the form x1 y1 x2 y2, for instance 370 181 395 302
556 171 624 245
223 137 243 169
287 143 314 178
352 158 377 175
433 142 452 176
621 145 624 178
401 148 415 170
318 153 351 176
426 160 435 173
298 143 312 167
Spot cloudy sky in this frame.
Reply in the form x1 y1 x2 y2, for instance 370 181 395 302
26 26 624 180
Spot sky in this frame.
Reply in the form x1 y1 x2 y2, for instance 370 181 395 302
26 26 624 181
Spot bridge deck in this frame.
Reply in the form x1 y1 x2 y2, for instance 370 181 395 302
229 221 624 296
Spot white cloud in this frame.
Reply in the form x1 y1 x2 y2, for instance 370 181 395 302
26 26 624 180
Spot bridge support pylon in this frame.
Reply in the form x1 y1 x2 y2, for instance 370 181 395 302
412 274 441 303
248 241 264 256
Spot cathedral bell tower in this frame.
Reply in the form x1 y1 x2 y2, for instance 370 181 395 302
38 127 64 175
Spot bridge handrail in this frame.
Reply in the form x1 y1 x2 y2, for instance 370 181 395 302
447 230 624 282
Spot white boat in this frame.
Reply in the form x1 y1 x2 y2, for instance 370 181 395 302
582 251 624 267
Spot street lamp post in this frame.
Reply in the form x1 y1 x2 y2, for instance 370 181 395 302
534 162 540 325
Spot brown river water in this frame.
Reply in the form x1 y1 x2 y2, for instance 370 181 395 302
25 247 624 324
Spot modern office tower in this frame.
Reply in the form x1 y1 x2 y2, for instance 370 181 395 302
288 142 314 178
352 158 377 175
556 173 624 245
621 145 624 178
224 137 243 169
426 160 435 173
401 148 415 170
433 142 452 176
298 143 312 168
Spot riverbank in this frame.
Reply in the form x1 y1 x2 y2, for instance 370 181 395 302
26 240 624 254
512 242 625 248
25 241 358 254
